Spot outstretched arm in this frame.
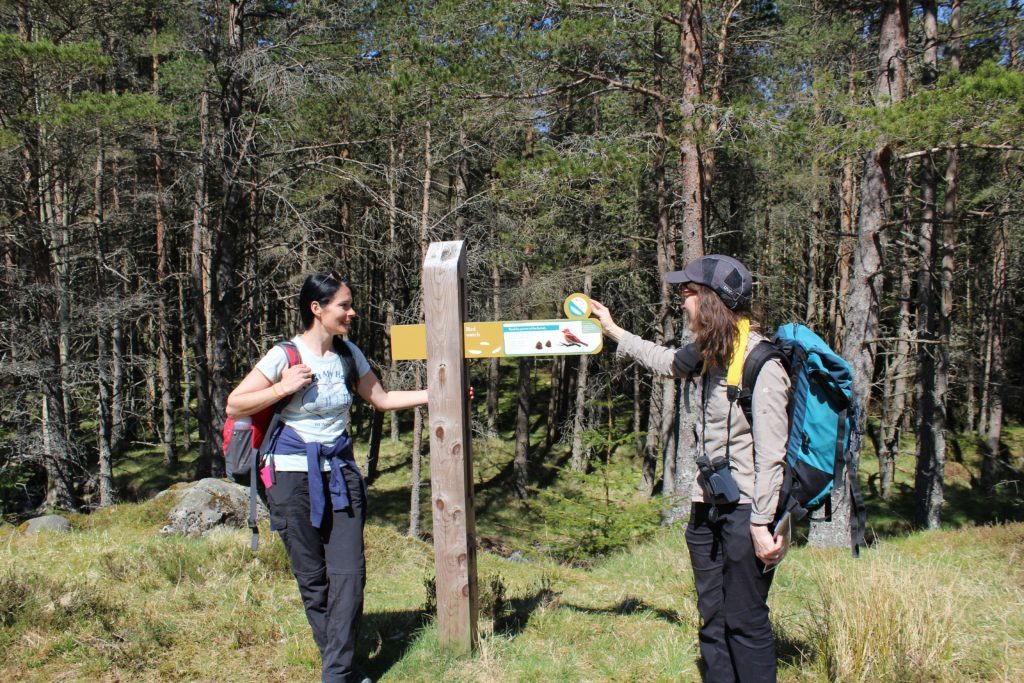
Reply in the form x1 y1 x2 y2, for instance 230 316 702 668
357 371 428 411
591 299 701 377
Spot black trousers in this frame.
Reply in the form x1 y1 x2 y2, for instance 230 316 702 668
685 502 777 683
267 468 367 683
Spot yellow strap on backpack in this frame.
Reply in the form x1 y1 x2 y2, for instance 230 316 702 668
726 318 750 388
694 318 750 389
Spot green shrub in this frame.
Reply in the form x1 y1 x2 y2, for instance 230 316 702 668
535 462 663 564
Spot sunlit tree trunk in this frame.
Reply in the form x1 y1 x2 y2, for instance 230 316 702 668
878 168 915 500
487 261 500 434
663 0 705 522
410 115 432 536
514 256 533 499
93 137 114 507
646 19 676 498
812 0 907 548
981 191 1008 493
191 88 216 478
387 107 402 443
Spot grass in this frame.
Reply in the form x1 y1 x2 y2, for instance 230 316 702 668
2 504 1022 681
3 364 1022 680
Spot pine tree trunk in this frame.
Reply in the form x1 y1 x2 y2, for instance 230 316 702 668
191 88 216 478
665 1 705 518
833 55 859 351
514 255 533 498
483 260 499 434
812 0 907 549
17 11 75 510
209 0 249 475
570 275 594 471
702 0 741 204
178 278 192 452
409 112 434 531
834 153 856 351
93 139 114 508
546 356 563 450
981 210 1008 493
151 15 177 468
111 315 125 455
409 364 424 538
646 21 675 497
387 111 402 443
879 184 914 501
915 0 959 529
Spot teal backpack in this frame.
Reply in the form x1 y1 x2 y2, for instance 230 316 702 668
739 323 867 557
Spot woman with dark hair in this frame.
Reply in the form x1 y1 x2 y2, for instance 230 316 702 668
590 255 790 683
227 272 425 683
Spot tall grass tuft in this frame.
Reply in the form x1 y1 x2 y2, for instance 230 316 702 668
806 553 956 682
0 569 31 628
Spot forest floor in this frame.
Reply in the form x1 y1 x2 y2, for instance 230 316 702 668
1 418 1022 681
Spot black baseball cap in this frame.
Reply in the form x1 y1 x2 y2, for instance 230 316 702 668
663 255 752 310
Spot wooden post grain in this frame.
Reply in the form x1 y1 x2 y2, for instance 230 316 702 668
423 240 478 654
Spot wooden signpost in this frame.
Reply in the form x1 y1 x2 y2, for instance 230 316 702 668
409 240 601 654
422 241 478 654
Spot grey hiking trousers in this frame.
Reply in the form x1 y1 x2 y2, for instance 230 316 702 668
267 468 367 683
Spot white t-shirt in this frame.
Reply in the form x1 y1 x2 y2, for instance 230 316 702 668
255 336 371 469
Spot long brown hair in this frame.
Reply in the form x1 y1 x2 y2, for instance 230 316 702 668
691 283 749 369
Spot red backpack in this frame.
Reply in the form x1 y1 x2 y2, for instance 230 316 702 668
222 341 301 479
223 340 300 550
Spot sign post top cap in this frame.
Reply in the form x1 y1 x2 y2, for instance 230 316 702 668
563 293 592 320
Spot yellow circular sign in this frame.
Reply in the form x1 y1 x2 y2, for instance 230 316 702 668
563 293 592 320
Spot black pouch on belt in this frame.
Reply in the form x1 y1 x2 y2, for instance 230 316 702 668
697 454 741 521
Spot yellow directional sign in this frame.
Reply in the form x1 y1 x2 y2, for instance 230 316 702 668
391 319 603 361
391 294 603 361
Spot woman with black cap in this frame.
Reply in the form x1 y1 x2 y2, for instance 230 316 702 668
591 255 790 683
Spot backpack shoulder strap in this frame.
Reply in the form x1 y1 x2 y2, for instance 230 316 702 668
260 339 301 453
278 339 300 367
738 340 787 425
269 340 300 414
331 336 359 398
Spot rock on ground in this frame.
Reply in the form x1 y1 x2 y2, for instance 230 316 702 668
159 478 268 537
22 514 72 535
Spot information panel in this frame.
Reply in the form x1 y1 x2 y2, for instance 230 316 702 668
390 294 603 361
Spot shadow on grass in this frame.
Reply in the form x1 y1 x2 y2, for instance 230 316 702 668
775 629 812 669
861 474 1024 544
561 596 684 626
364 423 564 539
492 587 562 637
359 607 431 680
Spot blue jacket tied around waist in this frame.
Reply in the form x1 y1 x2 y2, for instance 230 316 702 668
267 424 362 528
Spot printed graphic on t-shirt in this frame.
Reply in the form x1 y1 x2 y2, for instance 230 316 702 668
298 368 352 428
